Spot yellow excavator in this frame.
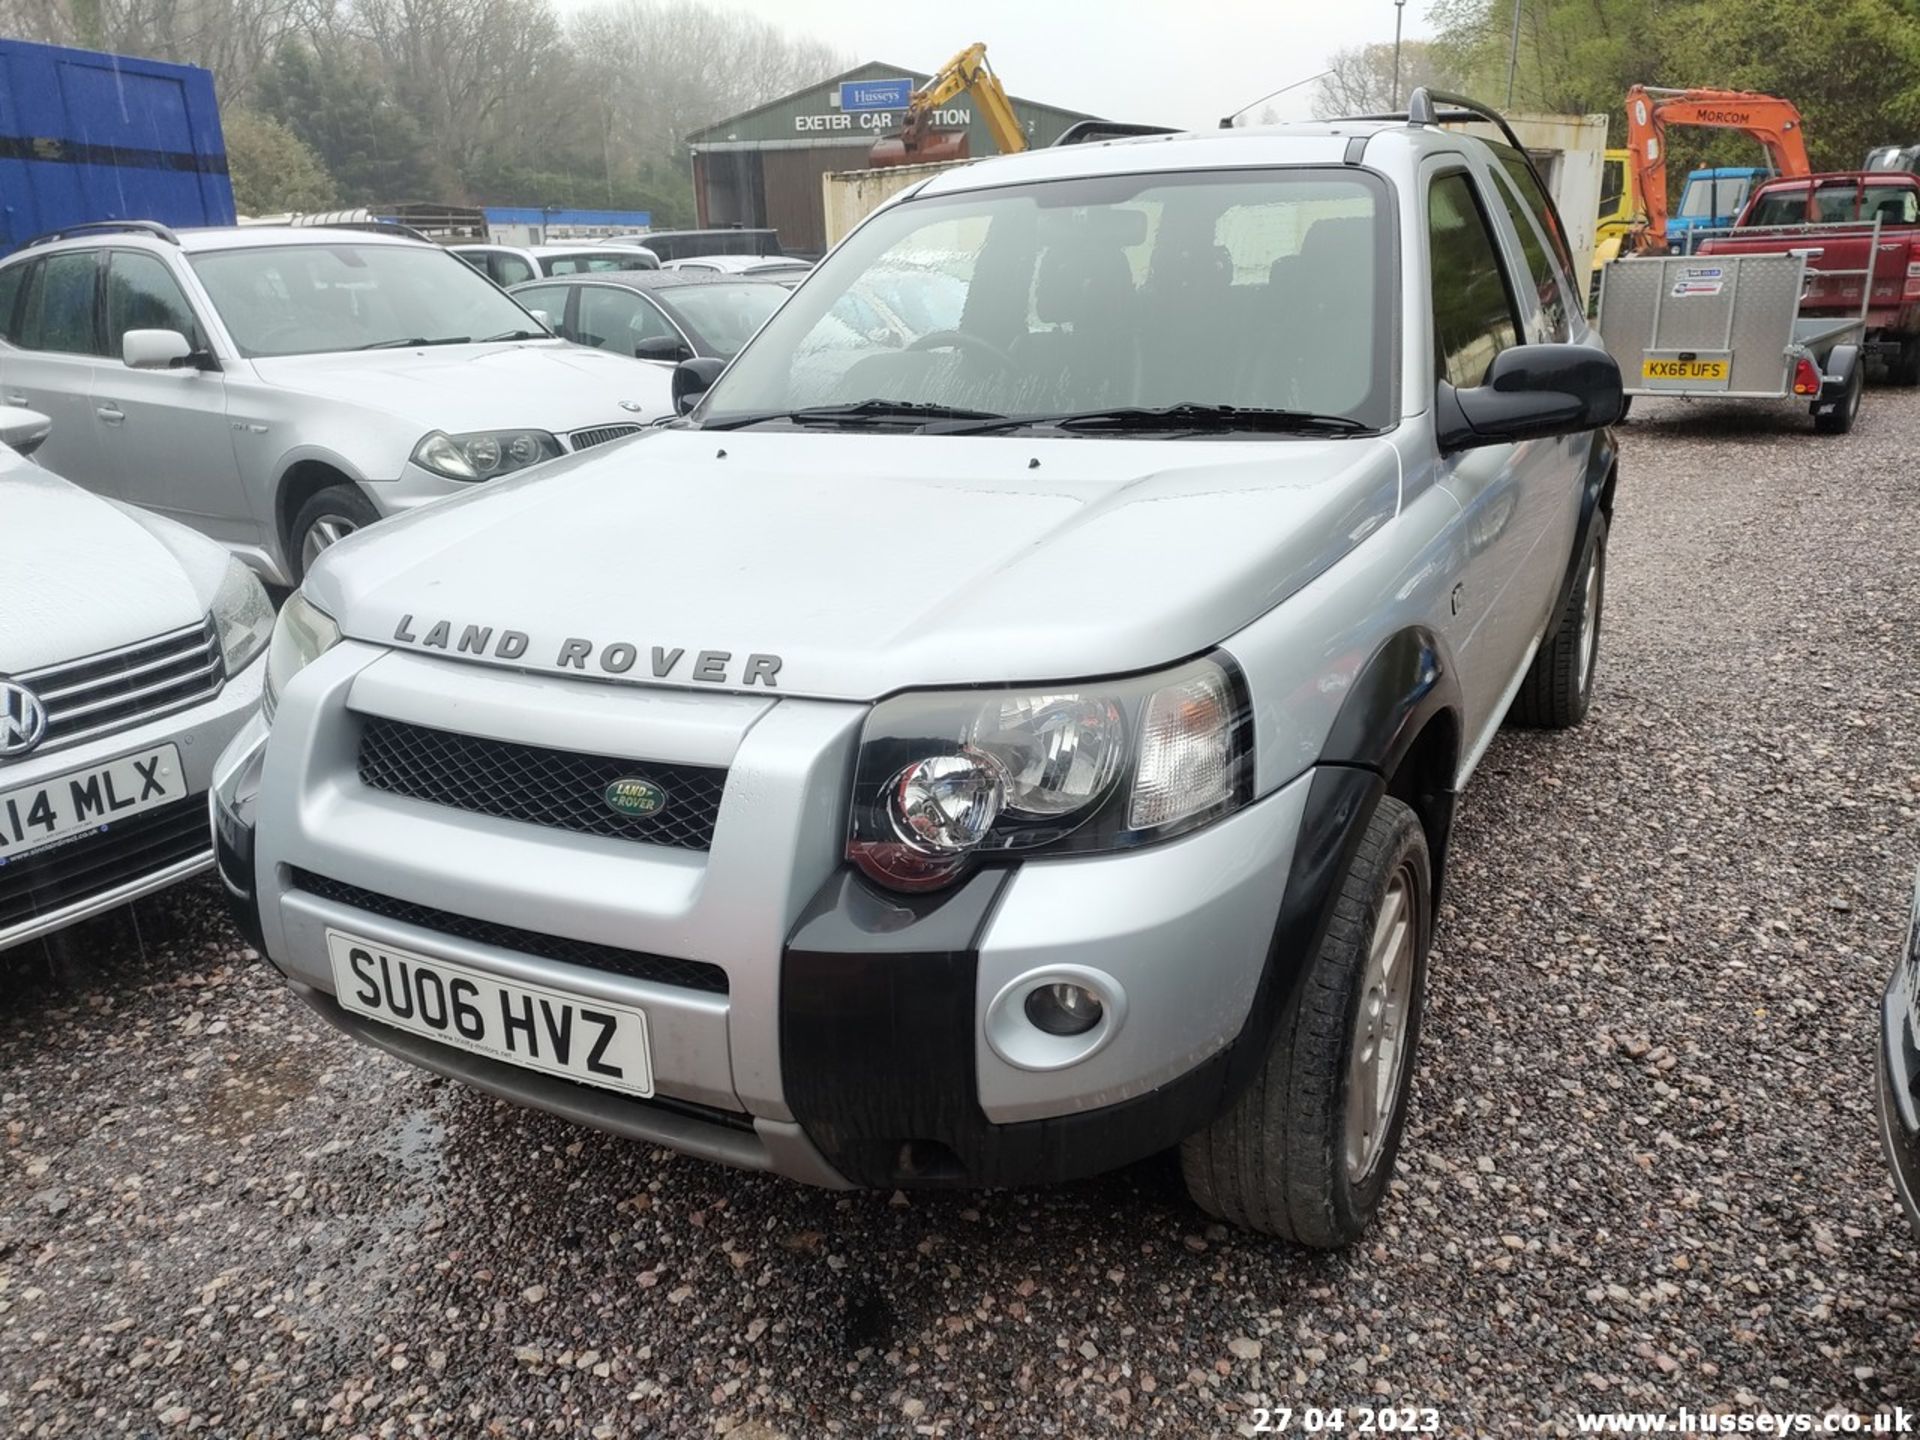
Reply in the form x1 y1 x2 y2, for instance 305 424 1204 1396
869 43 1027 167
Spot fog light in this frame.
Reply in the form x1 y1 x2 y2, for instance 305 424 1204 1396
1024 982 1103 1036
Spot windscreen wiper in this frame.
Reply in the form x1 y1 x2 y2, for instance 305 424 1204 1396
358 335 473 350
479 328 548 343
703 398 1009 431
937 403 1372 436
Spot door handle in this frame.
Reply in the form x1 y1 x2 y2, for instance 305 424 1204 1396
95 404 125 425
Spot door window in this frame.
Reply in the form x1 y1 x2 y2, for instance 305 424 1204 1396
1492 147 1578 283
1428 172 1521 391
576 286 677 353
1599 158 1626 217
1489 169 1570 342
106 251 203 355
18 251 103 354
514 284 572 337
0 262 26 343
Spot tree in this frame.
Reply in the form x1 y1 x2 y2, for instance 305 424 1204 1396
223 108 337 213
255 37 440 202
1425 0 1920 164
1313 40 1447 118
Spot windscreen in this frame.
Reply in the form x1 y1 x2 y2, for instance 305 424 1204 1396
703 168 1392 430
1678 176 1751 219
190 243 541 358
663 282 785 357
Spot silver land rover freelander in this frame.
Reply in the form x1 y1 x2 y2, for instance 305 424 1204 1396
214 91 1624 1245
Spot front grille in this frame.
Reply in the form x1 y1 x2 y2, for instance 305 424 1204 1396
0 798 210 933
13 617 223 755
357 717 725 852
569 423 644 452
290 869 729 994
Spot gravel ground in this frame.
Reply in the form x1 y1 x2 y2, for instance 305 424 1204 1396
3 390 1918 1437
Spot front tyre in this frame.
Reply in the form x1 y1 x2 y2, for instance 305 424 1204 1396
1180 796 1431 1247
290 484 380 582
1510 513 1607 729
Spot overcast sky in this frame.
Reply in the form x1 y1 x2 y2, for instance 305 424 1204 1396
563 0 1435 131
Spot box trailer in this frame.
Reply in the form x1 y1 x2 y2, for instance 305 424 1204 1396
0 39 234 256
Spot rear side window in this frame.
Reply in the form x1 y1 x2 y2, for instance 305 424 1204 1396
1489 169 1570 342
1813 182 1859 224
493 253 536 287
0 263 26 343
106 251 203 354
18 250 102 355
1428 172 1520 391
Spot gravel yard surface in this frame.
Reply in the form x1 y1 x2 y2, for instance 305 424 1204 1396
3 393 1917 1437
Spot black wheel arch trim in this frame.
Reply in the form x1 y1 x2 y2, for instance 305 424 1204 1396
1547 426 1618 626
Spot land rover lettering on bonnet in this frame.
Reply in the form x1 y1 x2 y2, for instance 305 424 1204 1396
391 615 784 688
216 90 1623 1246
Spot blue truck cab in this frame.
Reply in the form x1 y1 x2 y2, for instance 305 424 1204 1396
0 39 233 256
1668 166 1772 247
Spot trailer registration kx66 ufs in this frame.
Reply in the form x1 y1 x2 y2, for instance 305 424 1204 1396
216 91 1623 1245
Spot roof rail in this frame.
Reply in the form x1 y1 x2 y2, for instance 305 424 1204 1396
21 219 181 250
1347 88 1555 192
1053 119 1181 147
303 220 432 243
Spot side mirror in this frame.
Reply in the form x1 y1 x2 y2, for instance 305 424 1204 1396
527 309 552 329
672 355 727 415
0 405 52 458
1435 343 1624 451
123 328 196 370
635 335 694 364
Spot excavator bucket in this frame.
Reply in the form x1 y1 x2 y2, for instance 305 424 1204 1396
870 128 971 168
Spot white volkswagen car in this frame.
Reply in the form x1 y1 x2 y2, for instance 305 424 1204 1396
0 222 673 584
0 406 270 951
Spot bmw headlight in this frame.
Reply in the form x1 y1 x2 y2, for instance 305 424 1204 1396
411 429 562 481
262 591 341 723
211 556 274 677
847 654 1250 891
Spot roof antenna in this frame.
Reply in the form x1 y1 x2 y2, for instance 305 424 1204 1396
1218 68 1333 128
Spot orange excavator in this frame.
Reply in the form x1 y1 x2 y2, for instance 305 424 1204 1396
869 43 1028 167
1624 85 1812 254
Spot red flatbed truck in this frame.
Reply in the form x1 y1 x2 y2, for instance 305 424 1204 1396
1696 171 1920 384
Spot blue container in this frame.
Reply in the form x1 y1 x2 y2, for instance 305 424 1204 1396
0 39 234 255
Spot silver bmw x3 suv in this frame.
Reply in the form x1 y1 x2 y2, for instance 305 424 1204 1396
0 223 672 584
215 93 1623 1244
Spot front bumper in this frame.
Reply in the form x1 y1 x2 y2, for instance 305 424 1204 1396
2 654 264 951
1877 867 1920 1238
214 645 1325 1188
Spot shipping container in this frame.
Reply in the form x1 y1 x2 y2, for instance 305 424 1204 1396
0 39 234 255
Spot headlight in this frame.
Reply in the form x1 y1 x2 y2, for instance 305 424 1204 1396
262 591 341 723
410 429 562 481
847 654 1250 892
211 556 273 677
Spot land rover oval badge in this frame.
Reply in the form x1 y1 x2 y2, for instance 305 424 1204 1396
605 777 667 818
